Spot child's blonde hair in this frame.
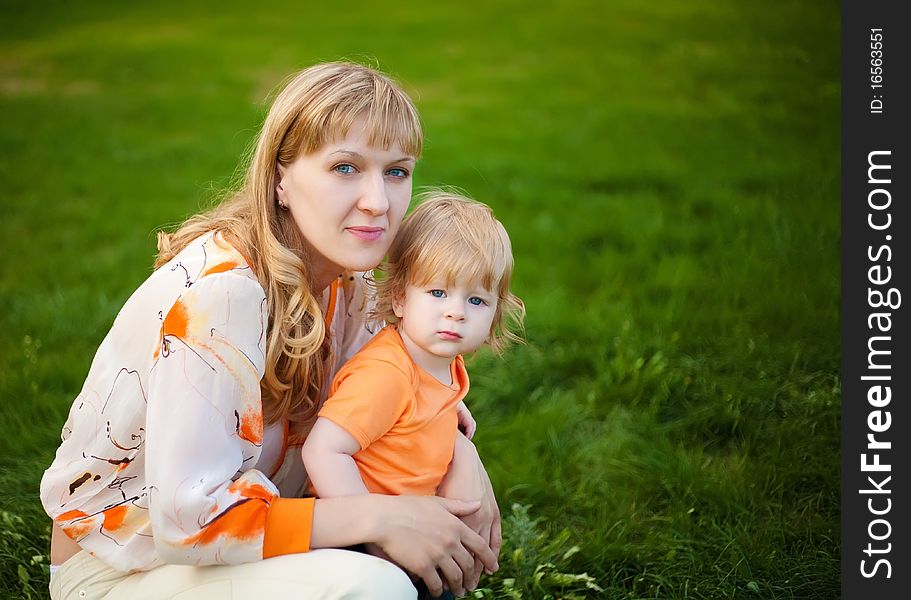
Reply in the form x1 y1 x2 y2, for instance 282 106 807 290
155 61 422 429
373 190 525 353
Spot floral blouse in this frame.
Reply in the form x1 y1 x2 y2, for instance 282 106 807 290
40 232 374 572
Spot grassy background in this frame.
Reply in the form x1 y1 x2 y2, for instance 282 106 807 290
1 1 839 598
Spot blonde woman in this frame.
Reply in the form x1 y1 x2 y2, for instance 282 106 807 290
40 62 499 600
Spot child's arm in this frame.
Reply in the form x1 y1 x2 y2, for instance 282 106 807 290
456 400 477 439
302 417 369 497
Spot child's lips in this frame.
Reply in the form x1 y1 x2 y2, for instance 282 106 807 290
438 331 462 341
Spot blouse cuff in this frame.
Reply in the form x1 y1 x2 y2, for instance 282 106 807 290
262 497 315 558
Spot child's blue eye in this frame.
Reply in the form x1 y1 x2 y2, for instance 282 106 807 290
386 167 409 178
468 296 487 306
334 164 356 174
429 289 445 298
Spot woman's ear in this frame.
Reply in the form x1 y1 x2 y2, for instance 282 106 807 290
275 165 286 199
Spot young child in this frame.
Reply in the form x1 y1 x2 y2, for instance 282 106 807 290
302 191 524 501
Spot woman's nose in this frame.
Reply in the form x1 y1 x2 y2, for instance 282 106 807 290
357 173 390 215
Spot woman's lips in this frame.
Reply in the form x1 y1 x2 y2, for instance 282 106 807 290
346 226 384 241
438 331 462 341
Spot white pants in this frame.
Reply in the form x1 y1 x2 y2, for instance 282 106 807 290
49 549 417 599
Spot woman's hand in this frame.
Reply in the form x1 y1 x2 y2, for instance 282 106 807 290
437 433 502 591
370 495 498 597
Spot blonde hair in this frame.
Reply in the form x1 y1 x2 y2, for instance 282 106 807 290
373 190 525 353
155 61 423 428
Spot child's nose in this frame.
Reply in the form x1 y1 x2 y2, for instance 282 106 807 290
445 301 465 321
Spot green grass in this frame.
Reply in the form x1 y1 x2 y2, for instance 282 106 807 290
1 1 839 598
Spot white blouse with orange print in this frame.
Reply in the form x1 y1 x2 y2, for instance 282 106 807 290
40 231 375 572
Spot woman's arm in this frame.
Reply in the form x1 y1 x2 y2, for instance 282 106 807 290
310 494 497 597
437 432 502 590
145 272 295 565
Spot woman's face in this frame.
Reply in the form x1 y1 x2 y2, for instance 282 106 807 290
276 118 416 288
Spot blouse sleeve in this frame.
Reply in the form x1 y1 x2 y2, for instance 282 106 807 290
146 272 310 565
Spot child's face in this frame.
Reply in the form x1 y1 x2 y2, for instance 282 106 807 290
394 277 497 369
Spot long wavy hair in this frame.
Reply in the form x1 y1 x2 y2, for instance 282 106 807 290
155 62 423 428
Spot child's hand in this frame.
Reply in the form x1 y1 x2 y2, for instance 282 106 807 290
456 401 476 439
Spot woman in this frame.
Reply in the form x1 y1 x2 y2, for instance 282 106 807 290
40 62 500 600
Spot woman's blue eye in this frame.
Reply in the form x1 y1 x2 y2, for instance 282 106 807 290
468 296 487 306
429 289 445 298
386 167 409 178
334 164 356 174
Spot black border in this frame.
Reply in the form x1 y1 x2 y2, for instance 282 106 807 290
841 1 909 596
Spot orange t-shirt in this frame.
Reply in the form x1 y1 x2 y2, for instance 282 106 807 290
317 326 469 496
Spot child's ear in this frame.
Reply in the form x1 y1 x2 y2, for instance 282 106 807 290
392 291 405 319
484 307 500 343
